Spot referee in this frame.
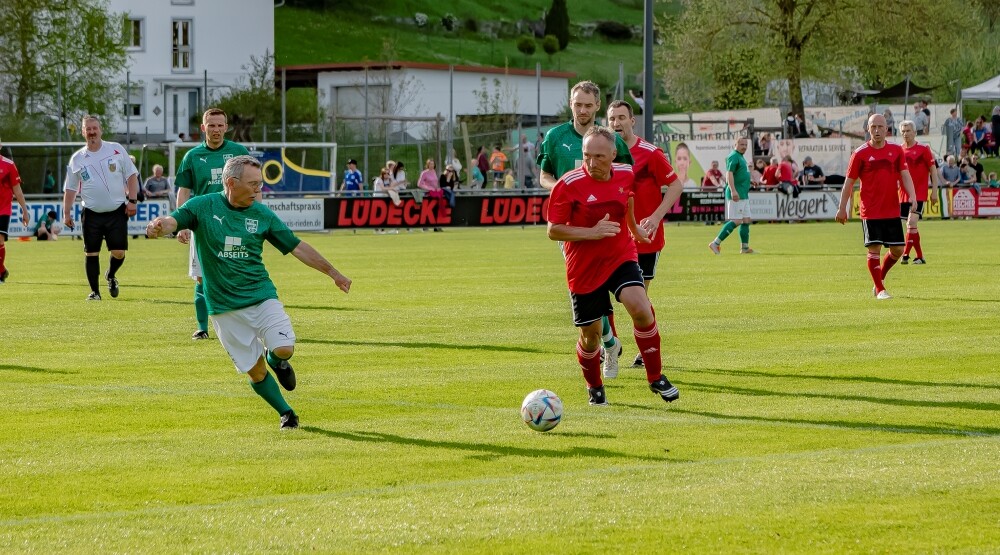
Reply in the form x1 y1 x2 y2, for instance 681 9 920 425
63 115 139 300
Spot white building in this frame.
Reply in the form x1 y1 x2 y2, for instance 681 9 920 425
107 0 275 142
285 62 573 139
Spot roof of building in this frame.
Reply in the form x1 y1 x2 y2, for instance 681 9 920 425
275 61 575 89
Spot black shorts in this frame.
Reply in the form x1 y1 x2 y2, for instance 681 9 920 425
637 252 660 281
570 261 645 326
82 204 129 253
35 228 50 240
900 201 924 220
0 215 9 239
862 218 905 247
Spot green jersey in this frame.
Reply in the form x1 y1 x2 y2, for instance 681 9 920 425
174 140 250 197
171 193 301 315
724 149 751 200
34 213 57 233
536 121 633 181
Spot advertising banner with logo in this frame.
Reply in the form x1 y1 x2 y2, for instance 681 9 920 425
262 198 325 231
663 140 752 189
975 189 1000 216
771 138 852 176
6 200 171 237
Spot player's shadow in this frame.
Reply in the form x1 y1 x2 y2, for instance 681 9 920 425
298 337 555 354
668 408 1000 437
0 364 74 375
674 366 1000 391
126 299 364 311
15 281 189 290
300 426 673 462
904 295 1000 304
680 380 1000 412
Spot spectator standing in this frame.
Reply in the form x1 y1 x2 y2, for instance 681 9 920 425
883 109 895 136
517 134 537 186
702 160 723 189
961 121 975 157
489 144 508 188
991 106 1000 157
476 146 489 185
341 159 362 197
794 114 809 138
469 159 484 189
912 104 929 136
0 144 30 283
43 169 56 194
836 114 916 300
943 108 963 158
417 159 444 232
784 112 798 138
62 115 139 300
920 101 931 134
629 89 645 114
143 164 176 210
800 156 825 188
755 133 773 157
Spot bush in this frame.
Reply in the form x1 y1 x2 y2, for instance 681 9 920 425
595 20 633 41
441 13 458 32
542 35 559 57
414 12 428 27
465 17 478 33
516 35 537 57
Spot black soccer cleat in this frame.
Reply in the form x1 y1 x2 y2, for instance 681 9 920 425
266 349 296 391
86 291 102 301
649 375 680 403
912 257 926 265
588 385 608 406
0 269 8 283
632 353 644 367
105 272 119 298
192 330 210 340
901 255 909 265
279 410 299 430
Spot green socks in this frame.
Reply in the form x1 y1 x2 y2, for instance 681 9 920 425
739 223 750 246
266 349 289 369
716 221 737 243
601 316 615 348
194 282 209 332
250 372 292 415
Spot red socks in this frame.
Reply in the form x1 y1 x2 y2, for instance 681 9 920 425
607 312 618 338
633 321 662 383
867 252 885 292
577 342 602 388
911 231 923 258
880 251 899 280
0 243 6 273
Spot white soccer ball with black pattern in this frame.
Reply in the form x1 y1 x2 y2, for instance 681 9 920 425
520 389 563 432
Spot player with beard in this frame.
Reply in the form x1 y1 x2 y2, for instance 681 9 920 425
836 114 917 300
606 100 683 370
546 126 679 406
538 81 633 379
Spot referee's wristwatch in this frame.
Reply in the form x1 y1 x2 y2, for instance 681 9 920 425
127 198 137 204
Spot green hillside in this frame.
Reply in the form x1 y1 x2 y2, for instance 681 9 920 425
275 1 680 92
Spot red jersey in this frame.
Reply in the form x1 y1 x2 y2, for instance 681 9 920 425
778 161 794 182
846 142 909 220
762 165 779 186
0 156 22 217
547 164 637 294
629 138 676 254
900 142 934 202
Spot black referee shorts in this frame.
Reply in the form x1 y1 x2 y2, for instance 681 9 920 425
82 204 129 253
862 218 905 247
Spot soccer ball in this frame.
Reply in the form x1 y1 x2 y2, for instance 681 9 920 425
520 389 563 432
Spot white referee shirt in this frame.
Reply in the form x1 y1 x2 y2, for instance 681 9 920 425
64 141 138 213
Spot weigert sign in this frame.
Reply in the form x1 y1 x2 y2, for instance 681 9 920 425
770 191 841 221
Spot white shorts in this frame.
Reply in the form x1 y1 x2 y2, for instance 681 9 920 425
211 299 296 373
726 199 752 220
188 233 202 280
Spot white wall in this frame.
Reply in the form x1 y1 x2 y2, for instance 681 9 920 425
108 0 275 140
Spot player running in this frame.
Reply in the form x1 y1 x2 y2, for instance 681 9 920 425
146 155 351 429
538 80 634 379
606 100 683 369
836 114 917 300
546 126 679 406
174 108 252 340
897 120 941 265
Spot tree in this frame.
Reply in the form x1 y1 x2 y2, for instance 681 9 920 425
542 35 560 62
544 0 570 51
516 36 537 66
0 0 127 133
658 0 969 115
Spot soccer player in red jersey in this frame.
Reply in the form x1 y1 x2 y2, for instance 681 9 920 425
546 126 680 406
0 144 31 283
606 100 683 369
836 114 917 300
897 120 941 265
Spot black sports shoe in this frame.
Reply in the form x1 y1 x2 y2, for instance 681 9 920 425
266 349 296 391
105 272 119 298
280 410 299 430
649 375 680 403
632 353 644 367
0 269 8 283
913 258 926 265
192 330 210 340
588 385 608 406
901 255 910 265
86 291 102 301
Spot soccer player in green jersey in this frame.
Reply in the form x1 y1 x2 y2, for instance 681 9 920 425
174 108 252 340
537 80 634 378
146 155 352 429
708 137 754 255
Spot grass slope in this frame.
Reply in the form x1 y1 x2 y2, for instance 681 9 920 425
3 220 999 552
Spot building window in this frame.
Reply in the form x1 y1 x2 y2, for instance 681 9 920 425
125 17 144 50
123 85 144 120
172 19 193 72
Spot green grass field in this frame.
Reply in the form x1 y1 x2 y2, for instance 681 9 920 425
3 220 999 552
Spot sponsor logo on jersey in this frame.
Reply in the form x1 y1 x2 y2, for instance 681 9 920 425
107 159 117 173
212 215 225 224
586 194 598 202
218 236 249 259
561 143 573 151
223 154 234 161
81 168 91 181
245 218 258 233
210 167 224 185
